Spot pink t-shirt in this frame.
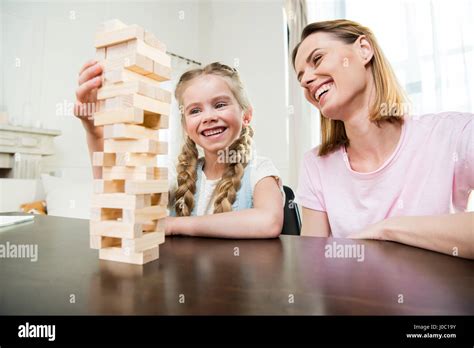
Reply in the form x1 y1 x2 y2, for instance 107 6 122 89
295 112 473 237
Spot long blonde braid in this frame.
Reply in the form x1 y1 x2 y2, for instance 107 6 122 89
213 125 254 213
174 136 199 216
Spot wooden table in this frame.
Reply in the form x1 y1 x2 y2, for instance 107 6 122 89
0 214 472 315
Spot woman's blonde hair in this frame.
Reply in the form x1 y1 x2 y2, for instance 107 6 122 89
174 62 254 216
292 19 407 156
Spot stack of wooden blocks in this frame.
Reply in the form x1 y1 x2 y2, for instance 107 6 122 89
89 19 170 265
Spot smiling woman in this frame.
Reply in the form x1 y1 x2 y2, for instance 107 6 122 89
292 20 406 156
291 19 474 259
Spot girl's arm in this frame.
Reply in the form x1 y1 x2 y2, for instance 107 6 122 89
83 121 103 179
300 208 331 237
74 59 104 179
166 176 283 238
349 212 474 259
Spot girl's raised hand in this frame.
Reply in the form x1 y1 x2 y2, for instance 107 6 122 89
74 59 103 134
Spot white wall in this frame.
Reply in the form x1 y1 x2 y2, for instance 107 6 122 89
1 0 205 179
197 0 290 186
1 0 292 186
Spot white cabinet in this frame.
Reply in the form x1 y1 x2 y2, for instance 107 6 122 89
0 124 61 179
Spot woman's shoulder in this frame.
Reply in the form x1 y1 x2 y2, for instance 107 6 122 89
302 145 340 168
408 112 472 139
410 111 473 127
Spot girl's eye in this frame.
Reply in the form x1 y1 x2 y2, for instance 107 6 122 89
189 108 200 115
215 102 226 109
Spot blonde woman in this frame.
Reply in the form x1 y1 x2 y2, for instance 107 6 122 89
75 61 283 238
292 19 473 258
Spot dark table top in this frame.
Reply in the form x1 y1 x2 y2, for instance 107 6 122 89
0 214 472 315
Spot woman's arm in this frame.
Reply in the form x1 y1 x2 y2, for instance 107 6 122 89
300 207 331 237
166 176 283 238
349 213 474 259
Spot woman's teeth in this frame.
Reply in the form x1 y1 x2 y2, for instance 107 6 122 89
202 127 226 137
315 82 334 102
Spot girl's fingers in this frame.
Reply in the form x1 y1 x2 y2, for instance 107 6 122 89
78 59 98 76
75 76 102 103
78 63 103 86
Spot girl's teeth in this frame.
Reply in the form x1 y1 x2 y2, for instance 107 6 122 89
204 128 224 136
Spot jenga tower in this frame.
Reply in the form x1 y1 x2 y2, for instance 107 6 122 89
89 19 170 265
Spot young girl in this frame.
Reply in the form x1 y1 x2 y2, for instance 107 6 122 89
292 19 473 258
75 61 284 238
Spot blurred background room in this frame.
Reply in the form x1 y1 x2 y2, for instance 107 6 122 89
0 0 472 218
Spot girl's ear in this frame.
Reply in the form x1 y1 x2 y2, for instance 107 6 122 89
355 35 374 65
243 107 253 126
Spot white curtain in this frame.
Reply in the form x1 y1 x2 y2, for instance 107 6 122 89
284 0 310 189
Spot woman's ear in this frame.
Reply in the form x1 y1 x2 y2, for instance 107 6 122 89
243 107 253 126
356 35 374 65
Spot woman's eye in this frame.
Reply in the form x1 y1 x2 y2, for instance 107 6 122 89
312 55 322 66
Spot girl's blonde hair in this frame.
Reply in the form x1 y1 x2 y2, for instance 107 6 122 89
174 62 254 216
292 19 407 156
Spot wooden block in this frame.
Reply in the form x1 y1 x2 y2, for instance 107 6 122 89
105 52 153 76
103 123 159 140
93 179 125 193
93 107 165 129
150 192 168 206
97 80 171 103
90 207 123 221
95 24 145 48
158 192 169 206
129 39 171 67
99 245 159 265
97 19 128 33
102 166 167 181
142 222 158 232
122 231 164 253
93 107 143 126
144 30 166 51
90 220 143 239
102 94 170 116
124 179 168 194
91 193 148 209
98 259 144 277
102 166 155 180
156 114 169 129
96 47 106 60
92 152 116 166
105 41 129 59
104 138 167 154
94 181 169 194
115 153 157 166
105 39 170 67
122 205 167 224
149 61 172 82
104 67 163 87
105 52 171 82
90 235 121 249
